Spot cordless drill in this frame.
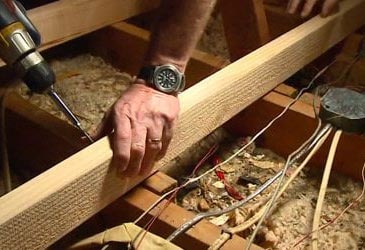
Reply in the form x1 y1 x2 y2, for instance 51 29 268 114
0 0 93 142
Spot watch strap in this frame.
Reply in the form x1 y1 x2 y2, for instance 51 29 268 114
137 65 156 83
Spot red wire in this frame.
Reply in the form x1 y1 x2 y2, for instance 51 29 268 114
192 144 219 176
135 189 178 249
135 144 219 248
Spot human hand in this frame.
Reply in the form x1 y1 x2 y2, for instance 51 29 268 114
287 0 339 18
93 81 180 177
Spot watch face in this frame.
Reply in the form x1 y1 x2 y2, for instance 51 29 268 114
154 65 181 93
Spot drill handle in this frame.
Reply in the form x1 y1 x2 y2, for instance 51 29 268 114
12 1 41 46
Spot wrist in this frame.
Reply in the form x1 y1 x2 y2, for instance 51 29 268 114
133 79 179 97
144 54 187 73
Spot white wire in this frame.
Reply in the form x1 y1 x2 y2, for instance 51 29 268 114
245 66 333 249
134 63 332 228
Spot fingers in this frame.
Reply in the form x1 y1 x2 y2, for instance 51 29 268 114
108 84 179 177
140 122 164 175
287 0 302 14
287 0 339 18
301 0 318 17
111 114 132 174
321 0 339 17
122 123 147 177
157 121 175 160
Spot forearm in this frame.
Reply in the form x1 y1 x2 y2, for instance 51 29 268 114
145 0 217 72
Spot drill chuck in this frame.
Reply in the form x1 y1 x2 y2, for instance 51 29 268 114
0 21 53 93
21 58 56 93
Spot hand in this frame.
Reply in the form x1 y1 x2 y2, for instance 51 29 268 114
93 81 180 177
287 0 339 18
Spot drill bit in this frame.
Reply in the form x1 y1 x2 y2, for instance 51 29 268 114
47 86 94 143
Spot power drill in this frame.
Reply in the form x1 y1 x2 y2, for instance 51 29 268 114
0 0 93 142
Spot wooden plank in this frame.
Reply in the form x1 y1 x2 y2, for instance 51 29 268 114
274 83 297 97
88 22 229 86
220 0 271 60
143 171 177 195
0 0 160 67
101 187 262 250
226 91 365 181
0 1 364 248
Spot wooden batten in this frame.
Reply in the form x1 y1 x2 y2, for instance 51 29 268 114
0 0 160 67
142 171 177 195
101 187 262 250
0 0 365 248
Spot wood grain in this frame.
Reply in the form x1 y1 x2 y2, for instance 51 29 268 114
0 1 364 248
143 171 177 195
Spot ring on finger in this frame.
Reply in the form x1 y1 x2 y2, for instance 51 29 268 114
147 138 162 144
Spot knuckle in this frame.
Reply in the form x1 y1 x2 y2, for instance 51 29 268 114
114 151 129 161
147 143 162 151
131 143 145 155
163 113 176 123
113 102 131 116
115 131 130 141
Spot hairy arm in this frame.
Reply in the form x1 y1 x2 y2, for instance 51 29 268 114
145 0 217 71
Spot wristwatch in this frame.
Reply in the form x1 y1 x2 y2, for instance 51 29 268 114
138 64 185 94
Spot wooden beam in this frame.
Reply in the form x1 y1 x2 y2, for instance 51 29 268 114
143 171 177 195
0 1 364 248
101 187 262 249
220 0 271 60
88 22 229 86
0 0 160 67
274 83 297 97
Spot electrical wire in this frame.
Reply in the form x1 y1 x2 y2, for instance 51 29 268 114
167 123 332 242
130 144 219 248
133 63 332 245
292 161 365 248
133 144 218 225
244 127 333 249
209 127 332 250
311 129 342 250
166 63 332 242
185 64 330 185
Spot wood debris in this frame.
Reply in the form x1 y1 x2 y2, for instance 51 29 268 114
177 131 365 249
